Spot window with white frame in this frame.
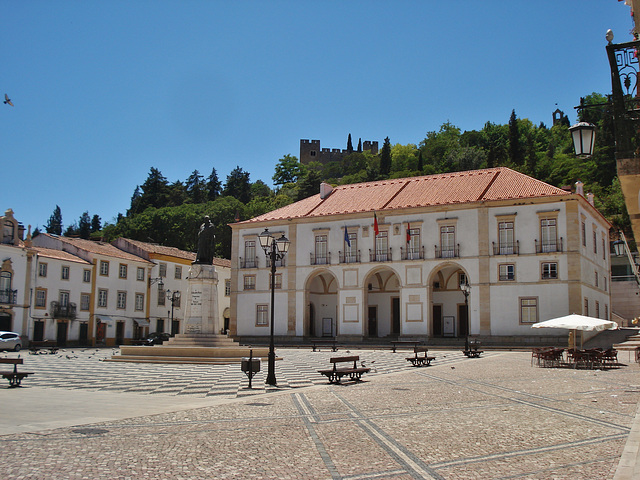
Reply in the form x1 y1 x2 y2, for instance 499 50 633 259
159 263 167 278
344 232 358 262
117 291 126 309
541 262 558 279
98 289 108 308
244 241 256 268
225 279 231 296
174 265 182 279
137 267 145 281
499 264 515 281
35 288 47 308
270 273 282 289
540 218 557 252
119 264 127 279
498 221 514 254
83 269 91 283
39 262 47 277
244 275 256 290
256 304 268 326
80 293 90 311
520 297 538 324
100 260 109 276
0 271 11 293
157 286 166 306
59 291 69 307
61 266 70 280
135 293 144 311
375 231 389 261
440 226 455 257
407 228 420 259
315 235 328 264
458 272 467 286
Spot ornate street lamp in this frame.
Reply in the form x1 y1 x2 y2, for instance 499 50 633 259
258 228 290 386
612 238 625 257
569 122 596 157
166 290 181 335
460 281 471 350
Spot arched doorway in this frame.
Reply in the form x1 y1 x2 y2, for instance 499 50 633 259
429 263 469 338
364 268 401 338
305 270 338 337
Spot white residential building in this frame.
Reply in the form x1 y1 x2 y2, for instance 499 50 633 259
230 168 612 342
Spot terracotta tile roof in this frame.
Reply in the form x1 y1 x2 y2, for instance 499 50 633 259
42 235 152 264
117 238 231 268
244 168 570 223
32 246 90 264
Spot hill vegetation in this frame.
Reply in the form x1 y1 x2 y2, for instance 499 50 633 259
43 92 631 258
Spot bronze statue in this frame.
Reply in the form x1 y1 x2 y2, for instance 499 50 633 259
195 216 215 264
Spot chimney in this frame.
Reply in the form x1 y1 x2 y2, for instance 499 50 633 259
575 180 584 196
320 182 333 199
586 192 595 206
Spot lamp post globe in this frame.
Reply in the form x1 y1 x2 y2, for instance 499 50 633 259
569 122 596 158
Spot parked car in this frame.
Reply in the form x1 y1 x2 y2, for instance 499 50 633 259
0 331 22 351
137 332 170 346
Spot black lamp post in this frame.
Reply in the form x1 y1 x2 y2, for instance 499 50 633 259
166 289 181 335
460 281 471 350
258 228 290 386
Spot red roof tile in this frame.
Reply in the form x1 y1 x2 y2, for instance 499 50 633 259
244 168 570 223
32 246 90 264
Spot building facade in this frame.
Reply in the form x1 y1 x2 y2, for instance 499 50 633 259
230 168 612 342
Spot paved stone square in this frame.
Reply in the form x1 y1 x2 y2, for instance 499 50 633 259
1 347 639 479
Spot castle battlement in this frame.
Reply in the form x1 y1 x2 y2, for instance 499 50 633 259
300 136 379 165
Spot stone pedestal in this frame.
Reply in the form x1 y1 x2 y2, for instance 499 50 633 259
184 263 219 334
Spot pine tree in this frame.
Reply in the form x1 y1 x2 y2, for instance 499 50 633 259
347 134 354 154
91 215 101 233
508 110 524 166
357 138 362 153
380 136 392 176
207 167 222 201
78 212 91 239
186 170 206 203
223 166 251 204
45 205 63 235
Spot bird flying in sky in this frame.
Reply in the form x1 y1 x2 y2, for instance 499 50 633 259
4 94 14 106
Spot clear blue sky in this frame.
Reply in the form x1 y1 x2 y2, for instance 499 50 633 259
1 1 635 232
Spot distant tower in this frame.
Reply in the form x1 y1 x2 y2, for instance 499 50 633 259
552 108 566 126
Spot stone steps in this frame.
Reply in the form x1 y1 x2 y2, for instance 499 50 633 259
106 355 265 365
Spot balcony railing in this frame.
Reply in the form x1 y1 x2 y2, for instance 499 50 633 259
435 245 459 259
239 256 259 268
492 240 519 255
310 252 331 265
266 256 286 268
401 246 424 260
51 301 77 319
339 251 361 264
535 238 564 254
0 289 17 305
369 248 392 262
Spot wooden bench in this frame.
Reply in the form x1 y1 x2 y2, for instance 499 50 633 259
406 346 435 367
318 355 370 383
312 339 337 352
463 349 483 358
391 340 422 353
0 358 34 387
29 341 58 355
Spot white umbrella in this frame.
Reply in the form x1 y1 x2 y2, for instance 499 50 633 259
531 314 618 349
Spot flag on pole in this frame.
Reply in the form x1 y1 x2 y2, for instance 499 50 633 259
406 222 411 245
373 211 379 236
344 225 351 247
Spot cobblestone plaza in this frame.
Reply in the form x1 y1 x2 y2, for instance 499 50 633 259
2 348 640 479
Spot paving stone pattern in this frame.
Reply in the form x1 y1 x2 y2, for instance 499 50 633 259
2 348 640 479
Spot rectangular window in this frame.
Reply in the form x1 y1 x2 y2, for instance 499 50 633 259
605 304 609 320
159 263 167 278
540 219 557 252
595 301 600 318
98 289 108 308
499 264 515 281
408 228 420 259
315 235 328 264
117 291 126 309
520 297 538 324
59 291 70 307
244 241 256 268
100 260 109 276
498 221 514 254
135 293 144 311
593 230 597 254
35 288 47 308
440 226 455 258
61 266 70 280
458 272 467 286
83 269 91 283
345 232 358 262
39 262 47 277
119 264 127 279
581 221 586 247
541 262 558 279
174 265 182 280
80 293 90 311
595 271 599 288
256 304 268 326
584 298 589 316
376 231 389 261
244 275 256 290
270 273 282 289
225 279 231 296
157 286 166 306
602 237 606 260
137 267 145 281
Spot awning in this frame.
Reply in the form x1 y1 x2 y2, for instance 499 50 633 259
95 315 114 324
133 318 150 326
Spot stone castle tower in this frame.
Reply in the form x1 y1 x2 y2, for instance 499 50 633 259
300 136 378 165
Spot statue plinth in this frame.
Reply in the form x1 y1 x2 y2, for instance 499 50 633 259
184 263 219 334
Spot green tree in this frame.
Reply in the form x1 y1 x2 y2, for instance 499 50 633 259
206 167 222 201
347 133 353 153
250 180 272 200
91 215 101 233
78 211 91 239
186 170 206 203
297 165 322 200
508 110 524 166
380 136 392 176
273 154 303 185
223 166 251 203
45 205 63 235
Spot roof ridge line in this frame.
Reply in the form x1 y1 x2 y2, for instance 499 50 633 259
381 179 412 210
476 170 501 202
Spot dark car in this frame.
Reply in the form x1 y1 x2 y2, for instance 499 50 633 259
139 332 170 346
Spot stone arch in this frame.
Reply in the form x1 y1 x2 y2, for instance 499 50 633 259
303 268 339 337
427 262 470 338
364 266 402 338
